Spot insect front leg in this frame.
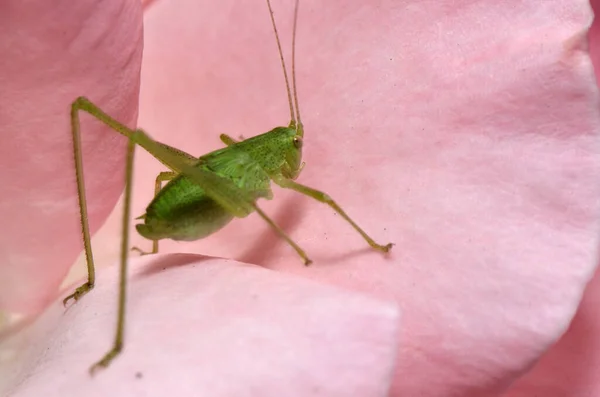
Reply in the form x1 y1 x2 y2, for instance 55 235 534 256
131 171 177 256
219 133 238 146
273 176 393 253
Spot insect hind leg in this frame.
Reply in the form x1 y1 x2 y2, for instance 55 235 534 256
66 96 137 373
89 137 137 375
63 97 130 306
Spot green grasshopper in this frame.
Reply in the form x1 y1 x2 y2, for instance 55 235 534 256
64 0 393 374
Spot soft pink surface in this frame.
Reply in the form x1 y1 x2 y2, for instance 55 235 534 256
1 0 600 396
1 255 399 397
0 0 143 312
501 267 600 397
501 1 600 395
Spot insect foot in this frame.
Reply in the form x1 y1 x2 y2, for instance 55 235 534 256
375 242 394 253
131 246 154 256
89 342 123 376
62 282 94 306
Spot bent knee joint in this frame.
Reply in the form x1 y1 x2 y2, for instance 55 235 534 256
321 193 333 203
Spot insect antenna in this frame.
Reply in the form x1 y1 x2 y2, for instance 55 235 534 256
290 0 303 137
266 0 302 137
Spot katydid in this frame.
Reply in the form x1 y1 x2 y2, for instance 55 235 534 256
64 0 393 375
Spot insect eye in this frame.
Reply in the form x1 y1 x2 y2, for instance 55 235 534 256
293 136 303 149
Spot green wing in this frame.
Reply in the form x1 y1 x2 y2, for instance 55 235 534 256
132 130 258 218
201 146 274 201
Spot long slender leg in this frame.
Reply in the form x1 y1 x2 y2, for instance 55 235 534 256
72 97 198 163
274 176 393 252
131 171 177 255
252 204 312 265
65 97 208 374
70 99 256 219
65 97 258 373
62 101 97 305
90 135 136 375
64 98 197 306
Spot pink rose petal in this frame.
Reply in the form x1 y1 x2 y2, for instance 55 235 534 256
0 0 142 312
130 1 600 395
501 266 600 397
2 0 600 396
0 255 400 397
496 2 600 395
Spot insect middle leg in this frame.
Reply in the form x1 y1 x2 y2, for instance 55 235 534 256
274 176 393 252
252 204 312 265
131 171 177 255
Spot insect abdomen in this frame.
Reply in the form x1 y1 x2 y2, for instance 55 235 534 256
136 146 274 242
136 175 235 241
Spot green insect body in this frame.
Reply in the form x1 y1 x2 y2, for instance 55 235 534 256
137 126 302 242
64 0 392 375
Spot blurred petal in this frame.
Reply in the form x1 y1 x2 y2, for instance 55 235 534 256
0 0 143 312
0 256 400 397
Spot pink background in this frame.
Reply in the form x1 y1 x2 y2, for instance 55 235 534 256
1 0 600 396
